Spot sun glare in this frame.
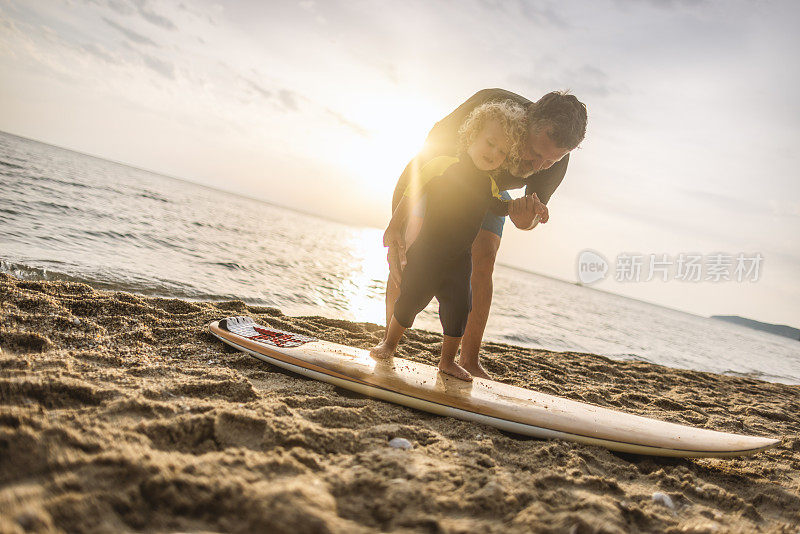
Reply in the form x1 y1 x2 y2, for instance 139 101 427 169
331 95 440 202
338 227 388 325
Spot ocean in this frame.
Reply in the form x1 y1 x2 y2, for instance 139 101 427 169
2 130 798 384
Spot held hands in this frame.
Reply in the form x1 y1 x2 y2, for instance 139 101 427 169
509 193 549 230
383 224 406 286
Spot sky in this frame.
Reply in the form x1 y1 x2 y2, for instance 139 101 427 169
1 0 798 327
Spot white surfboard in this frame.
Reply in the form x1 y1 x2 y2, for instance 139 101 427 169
209 316 780 458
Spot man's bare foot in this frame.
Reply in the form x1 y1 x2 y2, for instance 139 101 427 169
438 360 473 381
459 360 491 380
370 341 396 360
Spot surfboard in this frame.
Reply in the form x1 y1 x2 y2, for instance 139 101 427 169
208 316 780 458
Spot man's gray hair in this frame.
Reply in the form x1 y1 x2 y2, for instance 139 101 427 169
526 91 588 150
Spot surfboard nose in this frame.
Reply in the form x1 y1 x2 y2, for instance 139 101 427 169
750 436 781 452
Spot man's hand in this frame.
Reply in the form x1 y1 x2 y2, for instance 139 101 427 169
383 224 406 285
509 193 549 230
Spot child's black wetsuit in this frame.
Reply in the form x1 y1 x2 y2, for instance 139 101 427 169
394 156 509 337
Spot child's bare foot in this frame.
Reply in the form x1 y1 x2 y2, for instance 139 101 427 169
438 360 473 381
370 341 397 360
460 360 491 380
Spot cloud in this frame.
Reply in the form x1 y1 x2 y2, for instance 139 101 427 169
636 0 708 8
242 76 367 136
86 0 134 16
683 188 787 218
277 89 299 111
242 78 302 112
91 0 177 29
102 17 157 46
324 108 369 137
246 79 273 99
141 53 175 79
298 0 327 24
568 65 620 98
131 0 177 30
476 0 568 28
511 62 623 100
243 78 293 110
76 42 116 64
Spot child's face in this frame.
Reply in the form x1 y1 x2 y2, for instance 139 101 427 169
467 119 510 172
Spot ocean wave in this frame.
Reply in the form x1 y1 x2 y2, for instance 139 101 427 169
205 261 249 271
607 352 648 362
81 229 138 241
0 259 274 307
499 332 542 346
1 260 97 286
34 174 95 190
719 368 798 384
139 190 171 203
0 158 25 170
0 207 23 217
31 200 85 215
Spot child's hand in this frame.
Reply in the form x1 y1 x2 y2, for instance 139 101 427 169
383 225 407 285
509 193 549 230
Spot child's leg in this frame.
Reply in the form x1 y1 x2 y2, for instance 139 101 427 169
438 334 472 381
435 256 474 381
375 244 439 359
370 315 407 359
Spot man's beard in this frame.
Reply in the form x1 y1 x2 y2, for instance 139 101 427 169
509 159 535 179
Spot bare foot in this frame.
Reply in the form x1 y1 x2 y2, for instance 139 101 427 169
438 360 473 382
370 341 396 360
460 360 491 380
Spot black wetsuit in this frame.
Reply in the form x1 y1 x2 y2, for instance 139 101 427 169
391 88 569 213
393 156 509 337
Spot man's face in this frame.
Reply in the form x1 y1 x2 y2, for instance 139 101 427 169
512 127 571 178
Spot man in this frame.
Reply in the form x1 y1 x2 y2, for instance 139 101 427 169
384 88 587 378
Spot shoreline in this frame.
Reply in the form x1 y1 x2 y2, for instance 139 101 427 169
1 273 799 532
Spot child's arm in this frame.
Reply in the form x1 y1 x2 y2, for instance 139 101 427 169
383 195 413 245
384 191 424 285
487 176 510 217
488 196 510 217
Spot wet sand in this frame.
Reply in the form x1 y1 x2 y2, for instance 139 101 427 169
1 272 799 533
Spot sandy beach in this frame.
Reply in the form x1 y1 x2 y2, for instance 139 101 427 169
1 272 798 533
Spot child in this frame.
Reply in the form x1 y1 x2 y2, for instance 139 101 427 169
370 100 526 381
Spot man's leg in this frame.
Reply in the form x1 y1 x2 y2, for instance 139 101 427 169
458 188 509 378
458 230 502 379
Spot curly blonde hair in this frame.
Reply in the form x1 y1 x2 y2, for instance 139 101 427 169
457 99 527 172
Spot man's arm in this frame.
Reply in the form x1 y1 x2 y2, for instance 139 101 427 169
525 153 569 205
507 152 569 230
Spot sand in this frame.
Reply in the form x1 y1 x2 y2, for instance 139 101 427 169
1 272 799 533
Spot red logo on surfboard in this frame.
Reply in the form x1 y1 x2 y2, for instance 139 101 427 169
247 326 314 348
